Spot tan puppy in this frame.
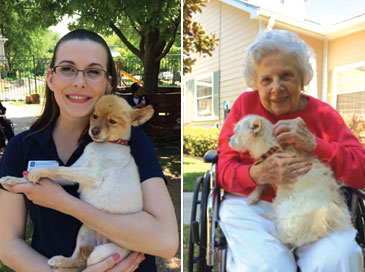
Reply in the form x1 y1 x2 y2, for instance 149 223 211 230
0 95 154 271
229 115 351 248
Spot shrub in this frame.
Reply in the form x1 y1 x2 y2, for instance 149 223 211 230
343 113 365 147
183 126 220 157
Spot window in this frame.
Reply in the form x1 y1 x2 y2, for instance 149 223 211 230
184 71 219 123
195 74 214 119
334 62 365 115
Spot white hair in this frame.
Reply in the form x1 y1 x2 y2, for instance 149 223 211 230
243 30 315 89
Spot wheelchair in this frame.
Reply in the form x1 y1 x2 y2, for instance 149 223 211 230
188 150 365 272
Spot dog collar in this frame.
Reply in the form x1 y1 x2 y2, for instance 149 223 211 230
109 139 130 146
253 146 280 165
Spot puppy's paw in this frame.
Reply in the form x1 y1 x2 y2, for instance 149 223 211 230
0 176 28 185
48 255 85 270
261 212 274 220
27 168 43 183
247 193 261 205
48 256 69 268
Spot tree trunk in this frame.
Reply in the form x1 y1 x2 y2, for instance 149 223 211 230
143 55 161 94
142 30 165 94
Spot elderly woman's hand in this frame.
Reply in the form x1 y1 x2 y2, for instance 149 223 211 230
249 152 312 185
273 117 317 153
82 252 145 272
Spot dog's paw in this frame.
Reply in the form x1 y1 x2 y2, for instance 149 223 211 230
261 212 274 220
247 194 260 205
0 176 28 185
48 255 85 270
48 256 68 268
27 168 43 183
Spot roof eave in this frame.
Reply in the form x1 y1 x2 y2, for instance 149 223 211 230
219 1 365 39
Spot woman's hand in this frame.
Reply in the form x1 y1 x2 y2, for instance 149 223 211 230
249 153 312 185
82 252 145 272
273 117 317 153
2 179 71 212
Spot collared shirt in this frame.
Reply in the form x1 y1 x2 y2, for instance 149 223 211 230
0 122 163 271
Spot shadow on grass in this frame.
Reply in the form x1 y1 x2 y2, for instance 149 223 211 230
154 143 182 271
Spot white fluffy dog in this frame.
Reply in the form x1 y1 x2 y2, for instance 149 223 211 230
228 114 352 248
0 95 154 271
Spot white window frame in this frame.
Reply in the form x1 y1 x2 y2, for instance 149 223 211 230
194 72 215 120
332 61 365 112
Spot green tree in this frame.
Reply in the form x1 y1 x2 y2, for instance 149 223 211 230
0 0 59 70
35 0 181 93
183 0 219 74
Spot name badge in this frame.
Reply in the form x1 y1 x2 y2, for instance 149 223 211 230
27 160 59 171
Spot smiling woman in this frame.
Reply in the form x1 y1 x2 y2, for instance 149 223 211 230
0 29 178 272
216 29 365 271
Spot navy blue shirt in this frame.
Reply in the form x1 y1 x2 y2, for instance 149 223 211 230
0 122 163 271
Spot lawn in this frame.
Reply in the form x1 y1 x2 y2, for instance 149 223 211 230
183 224 190 272
183 155 210 192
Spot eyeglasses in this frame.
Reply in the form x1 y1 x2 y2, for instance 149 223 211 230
52 65 108 82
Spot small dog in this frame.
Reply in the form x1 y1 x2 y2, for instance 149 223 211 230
229 115 352 248
0 94 154 271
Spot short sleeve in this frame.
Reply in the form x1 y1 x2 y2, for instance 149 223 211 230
0 135 24 190
130 127 165 182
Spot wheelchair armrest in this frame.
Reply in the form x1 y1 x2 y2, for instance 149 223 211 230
204 150 218 164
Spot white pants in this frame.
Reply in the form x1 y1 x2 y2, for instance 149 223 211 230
219 194 364 272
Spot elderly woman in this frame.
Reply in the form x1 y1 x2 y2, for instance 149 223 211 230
217 30 365 272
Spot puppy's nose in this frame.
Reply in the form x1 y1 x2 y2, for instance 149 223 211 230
91 127 100 136
228 137 231 143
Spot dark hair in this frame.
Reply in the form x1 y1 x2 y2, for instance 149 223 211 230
131 82 142 93
30 29 117 143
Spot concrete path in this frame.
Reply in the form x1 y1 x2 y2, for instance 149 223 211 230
183 192 201 225
3 101 43 135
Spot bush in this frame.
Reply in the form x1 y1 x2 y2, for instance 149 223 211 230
183 126 220 157
343 114 365 146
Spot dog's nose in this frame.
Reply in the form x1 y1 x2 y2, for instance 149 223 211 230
91 127 100 136
228 137 231 143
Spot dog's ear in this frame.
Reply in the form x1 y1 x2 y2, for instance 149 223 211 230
130 105 154 126
250 118 262 136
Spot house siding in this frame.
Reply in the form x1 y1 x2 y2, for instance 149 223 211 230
327 30 365 105
184 0 260 127
184 0 361 128
0 41 4 56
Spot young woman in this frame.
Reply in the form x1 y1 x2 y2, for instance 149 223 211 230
0 29 179 272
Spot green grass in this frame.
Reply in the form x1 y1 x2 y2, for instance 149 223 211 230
183 155 210 192
183 225 189 272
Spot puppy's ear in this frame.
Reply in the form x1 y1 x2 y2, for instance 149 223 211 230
130 105 154 126
250 118 262 136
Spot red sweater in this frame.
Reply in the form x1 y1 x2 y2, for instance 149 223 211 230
217 90 365 202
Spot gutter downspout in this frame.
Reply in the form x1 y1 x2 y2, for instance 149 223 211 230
322 40 328 103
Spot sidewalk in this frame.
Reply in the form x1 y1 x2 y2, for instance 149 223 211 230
183 191 200 225
3 101 43 135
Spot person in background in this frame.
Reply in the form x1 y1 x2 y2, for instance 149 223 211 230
0 29 178 272
217 29 365 272
127 82 150 108
127 83 153 130
0 100 14 153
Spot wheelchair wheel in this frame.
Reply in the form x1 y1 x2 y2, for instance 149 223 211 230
188 170 213 272
353 191 365 248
